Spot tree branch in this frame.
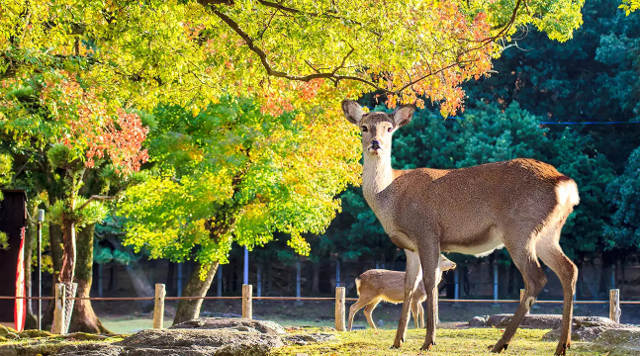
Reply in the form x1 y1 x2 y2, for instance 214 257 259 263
210 8 379 88
77 195 115 211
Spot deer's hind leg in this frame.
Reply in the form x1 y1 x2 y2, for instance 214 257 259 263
491 232 547 353
347 298 369 331
537 230 578 356
410 297 421 328
363 299 381 329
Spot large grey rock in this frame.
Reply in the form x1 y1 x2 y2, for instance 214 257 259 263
123 328 284 355
283 333 336 345
574 328 640 356
54 328 284 356
542 317 633 342
170 317 286 335
486 314 618 330
469 315 488 327
0 318 340 356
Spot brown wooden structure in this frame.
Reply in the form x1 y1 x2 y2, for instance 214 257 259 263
0 190 27 327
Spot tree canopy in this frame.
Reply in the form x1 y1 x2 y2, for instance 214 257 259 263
118 97 359 275
2 0 585 117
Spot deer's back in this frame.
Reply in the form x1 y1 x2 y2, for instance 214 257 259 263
378 158 578 254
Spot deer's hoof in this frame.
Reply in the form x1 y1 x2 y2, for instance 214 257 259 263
420 341 435 351
554 343 568 356
490 343 508 353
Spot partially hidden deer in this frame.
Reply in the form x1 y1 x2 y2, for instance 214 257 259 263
341 100 579 355
347 254 456 331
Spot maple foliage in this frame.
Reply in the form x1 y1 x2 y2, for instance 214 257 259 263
621 0 640 14
1 0 584 117
1 70 148 174
118 97 360 275
0 69 148 291
37 71 149 172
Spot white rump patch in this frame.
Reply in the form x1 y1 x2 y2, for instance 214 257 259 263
556 180 580 207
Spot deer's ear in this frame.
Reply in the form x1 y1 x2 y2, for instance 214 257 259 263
342 100 364 125
393 105 416 128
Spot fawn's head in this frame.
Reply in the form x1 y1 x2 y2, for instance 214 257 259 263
438 255 457 272
341 100 416 157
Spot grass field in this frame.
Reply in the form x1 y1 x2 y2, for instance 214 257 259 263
271 328 604 356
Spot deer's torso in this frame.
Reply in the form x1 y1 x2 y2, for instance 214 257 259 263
365 158 569 256
358 269 427 304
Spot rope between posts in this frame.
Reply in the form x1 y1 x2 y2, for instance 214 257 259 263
0 296 635 304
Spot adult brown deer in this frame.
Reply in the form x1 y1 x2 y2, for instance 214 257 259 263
347 254 456 331
341 100 579 355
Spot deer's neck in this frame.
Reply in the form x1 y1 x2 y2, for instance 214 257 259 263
362 153 394 207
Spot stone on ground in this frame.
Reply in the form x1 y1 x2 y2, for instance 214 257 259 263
0 318 330 356
542 316 634 342
170 317 286 335
574 328 640 356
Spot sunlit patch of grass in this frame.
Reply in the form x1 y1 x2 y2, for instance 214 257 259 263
101 315 153 334
271 328 606 356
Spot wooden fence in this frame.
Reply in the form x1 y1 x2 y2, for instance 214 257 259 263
2 284 637 334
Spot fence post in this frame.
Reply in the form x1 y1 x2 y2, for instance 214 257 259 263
242 284 253 319
335 287 345 331
153 283 166 329
51 283 66 334
609 289 621 323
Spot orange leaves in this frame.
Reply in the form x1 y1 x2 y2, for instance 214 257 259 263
38 71 149 173
378 3 494 116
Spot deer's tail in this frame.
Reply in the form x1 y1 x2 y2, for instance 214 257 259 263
355 277 361 296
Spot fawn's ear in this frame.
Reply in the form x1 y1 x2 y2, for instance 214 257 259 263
438 254 457 271
393 105 416 128
342 100 364 125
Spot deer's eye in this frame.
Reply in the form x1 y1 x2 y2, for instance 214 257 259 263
361 126 368 132
387 126 393 132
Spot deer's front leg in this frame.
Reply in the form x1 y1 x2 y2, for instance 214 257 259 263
418 242 440 351
392 249 422 348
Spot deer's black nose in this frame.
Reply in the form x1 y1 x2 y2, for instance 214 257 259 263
371 140 380 149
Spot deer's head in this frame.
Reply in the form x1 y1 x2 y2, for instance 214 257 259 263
341 100 415 157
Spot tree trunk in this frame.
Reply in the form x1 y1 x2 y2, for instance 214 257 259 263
42 224 64 329
172 262 219 325
295 260 302 298
266 263 272 295
256 263 262 297
69 225 111 334
216 264 223 296
59 212 76 284
311 262 320 295
97 263 103 297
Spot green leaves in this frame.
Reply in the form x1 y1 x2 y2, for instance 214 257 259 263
605 146 640 250
620 0 640 14
118 97 359 268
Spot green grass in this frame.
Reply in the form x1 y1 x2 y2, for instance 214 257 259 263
271 328 606 356
101 316 153 334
